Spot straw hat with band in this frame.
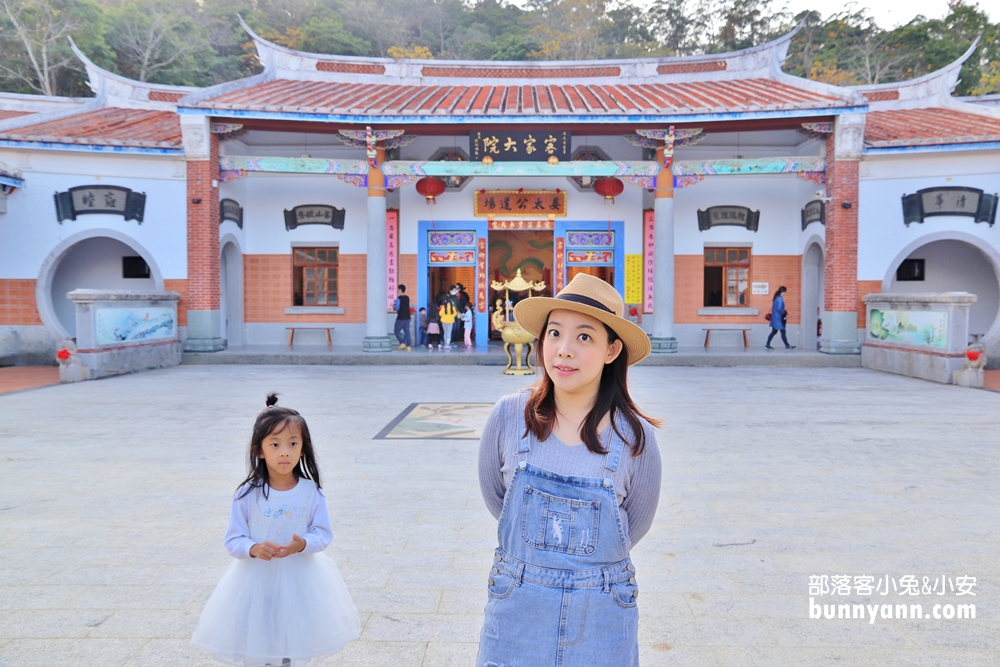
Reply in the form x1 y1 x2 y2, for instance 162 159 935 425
513 273 651 366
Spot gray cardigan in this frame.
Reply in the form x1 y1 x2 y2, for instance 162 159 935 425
477 391 662 547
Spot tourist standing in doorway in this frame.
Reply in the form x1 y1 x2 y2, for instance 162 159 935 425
438 298 458 350
766 285 796 350
417 307 429 347
426 308 442 349
393 285 411 350
461 303 474 348
476 274 662 666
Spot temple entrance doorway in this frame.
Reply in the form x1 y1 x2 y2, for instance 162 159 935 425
488 229 554 339
567 265 614 286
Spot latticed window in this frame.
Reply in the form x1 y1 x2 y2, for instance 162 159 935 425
704 247 750 307
293 248 338 306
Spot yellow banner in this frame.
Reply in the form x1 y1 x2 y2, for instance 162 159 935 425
625 254 642 305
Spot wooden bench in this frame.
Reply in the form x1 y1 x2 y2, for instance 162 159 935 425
285 327 335 347
702 327 750 348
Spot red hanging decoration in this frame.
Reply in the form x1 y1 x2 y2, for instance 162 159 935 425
593 177 624 203
415 176 446 204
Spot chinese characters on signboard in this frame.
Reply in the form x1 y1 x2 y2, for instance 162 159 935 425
902 187 997 226
54 185 146 223
800 200 824 230
470 130 570 162
284 205 346 231
488 219 553 230
474 190 566 217
386 210 399 312
643 210 654 313
477 238 487 313
220 199 243 228
625 254 642 305
697 206 760 232
555 237 565 294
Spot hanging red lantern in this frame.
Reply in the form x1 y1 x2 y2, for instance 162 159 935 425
593 177 624 202
415 176 446 204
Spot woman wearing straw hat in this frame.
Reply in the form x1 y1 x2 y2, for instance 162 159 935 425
476 273 662 666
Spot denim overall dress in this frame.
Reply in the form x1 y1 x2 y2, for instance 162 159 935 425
476 416 640 667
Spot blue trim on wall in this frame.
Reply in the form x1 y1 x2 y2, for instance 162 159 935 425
178 105 867 125
418 219 490 348
555 220 625 299
0 139 182 155
864 141 1000 155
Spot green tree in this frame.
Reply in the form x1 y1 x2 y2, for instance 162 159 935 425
0 0 107 96
103 0 215 85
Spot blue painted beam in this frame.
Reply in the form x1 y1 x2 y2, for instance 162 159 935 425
178 105 867 125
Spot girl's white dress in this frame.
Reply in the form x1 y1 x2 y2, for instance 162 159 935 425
191 479 360 666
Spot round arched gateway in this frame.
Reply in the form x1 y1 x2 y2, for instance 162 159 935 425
43 234 160 337
886 239 1000 345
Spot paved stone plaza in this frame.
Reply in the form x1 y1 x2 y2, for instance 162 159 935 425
1 365 998 666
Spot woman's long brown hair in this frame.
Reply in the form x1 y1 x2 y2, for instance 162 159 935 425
524 315 662 456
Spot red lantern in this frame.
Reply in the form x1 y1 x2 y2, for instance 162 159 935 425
415 176 446 203
593 177 624 202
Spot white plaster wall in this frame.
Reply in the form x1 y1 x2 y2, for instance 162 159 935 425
674 174 813 255
51 236 157 334
0 150 187 280
888 240 1000 336
218 173 247 248
229 172 369 255
859 152 1000 281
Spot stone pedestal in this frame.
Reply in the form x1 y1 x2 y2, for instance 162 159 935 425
67 290 183 380
953 367 985 388
861 292 976 384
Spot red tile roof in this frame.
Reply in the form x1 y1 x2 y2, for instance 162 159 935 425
189 77 847 117
865 108 1000 147
0 107 181 148
0 110 32 121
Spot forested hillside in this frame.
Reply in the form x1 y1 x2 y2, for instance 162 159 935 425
0 0 996 97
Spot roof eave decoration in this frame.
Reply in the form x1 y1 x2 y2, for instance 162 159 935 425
231 18 817 87
849 37 993 114
68 37 197 111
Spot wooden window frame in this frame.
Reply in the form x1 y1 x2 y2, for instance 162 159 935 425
292 247 339 307
704 247 751 307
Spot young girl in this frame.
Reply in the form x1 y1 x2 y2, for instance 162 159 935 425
191 394 360 667
426 308 442 349
461 303 474 348
476 273 662 666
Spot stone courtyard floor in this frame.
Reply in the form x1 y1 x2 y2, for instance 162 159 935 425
0 365 997 666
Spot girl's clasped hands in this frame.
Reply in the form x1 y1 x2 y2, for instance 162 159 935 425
248 533 306 560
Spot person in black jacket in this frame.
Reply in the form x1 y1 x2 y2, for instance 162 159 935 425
393 285 411 350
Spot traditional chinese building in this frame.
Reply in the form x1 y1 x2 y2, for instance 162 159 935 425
1 26 999 362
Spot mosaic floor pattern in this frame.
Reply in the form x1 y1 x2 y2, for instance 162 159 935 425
375 402 494 439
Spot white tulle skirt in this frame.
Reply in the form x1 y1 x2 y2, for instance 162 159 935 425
191 553 360 667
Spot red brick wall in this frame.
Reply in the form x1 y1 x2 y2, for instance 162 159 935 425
824 134 859 313
856 279 882 327
400 254 417 297
163 279 188 326
0 280 43 325
243 254 367 323
186 133 220 312
674 254 801 324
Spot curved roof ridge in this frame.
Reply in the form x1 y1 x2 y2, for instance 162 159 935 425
68 37 198 110
849 37 981 111
241 15 803 69
238 16 811 86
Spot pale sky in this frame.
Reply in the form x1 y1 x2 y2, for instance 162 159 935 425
781 0 997 28
508 0 998 29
